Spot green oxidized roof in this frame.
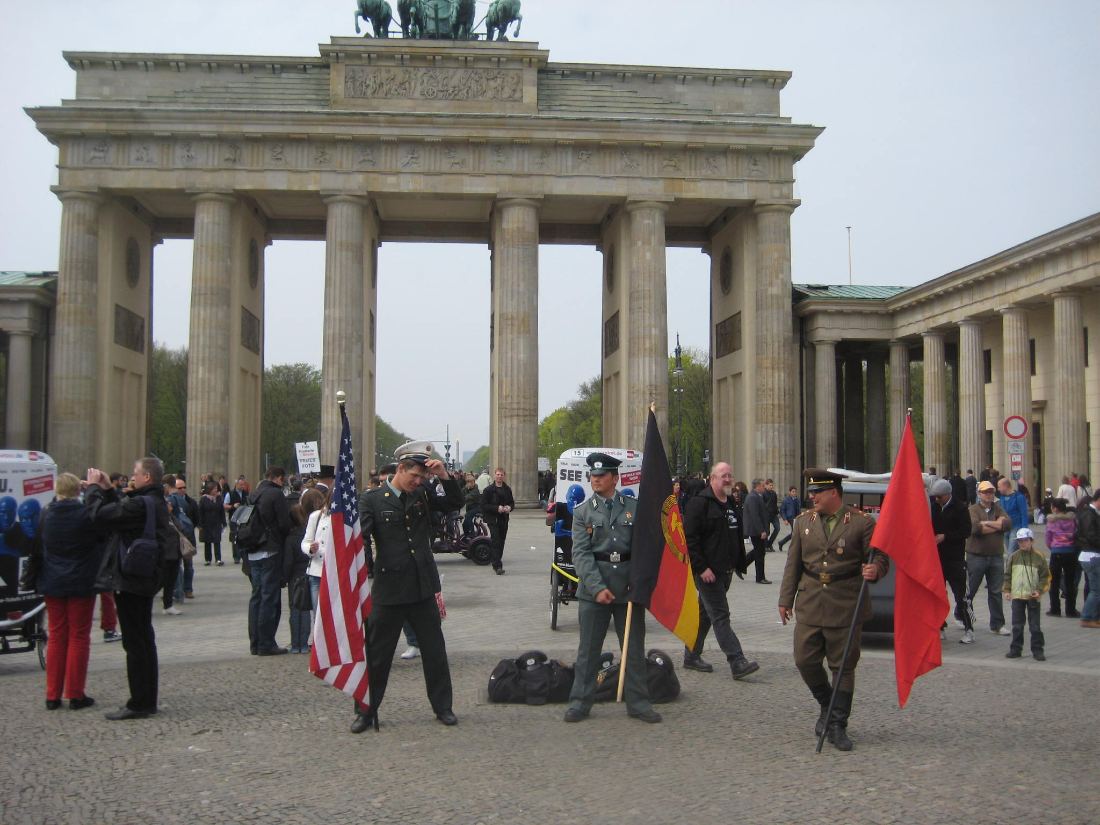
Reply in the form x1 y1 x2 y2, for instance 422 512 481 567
0 272 57 288
793 283 907 302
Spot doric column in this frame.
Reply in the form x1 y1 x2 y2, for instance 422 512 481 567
625 200 669 450
888 340 910 456
321 195 367 460
186 192 235 481
1000 306 1032 486
865 351 887 471
491 197 540 506
922 331 948 472
843 353 865 469
1053 292 1086 479
5 331 34 449
814 338 838 467
48 191 101 470
957 319 985 476
754 202 797 485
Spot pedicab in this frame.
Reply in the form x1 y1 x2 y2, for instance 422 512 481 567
0 451 58 669
547 447 642 629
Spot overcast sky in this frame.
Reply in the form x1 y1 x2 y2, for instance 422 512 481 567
3 1 1098 454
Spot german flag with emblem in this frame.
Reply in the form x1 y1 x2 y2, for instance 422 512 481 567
629 409 701 650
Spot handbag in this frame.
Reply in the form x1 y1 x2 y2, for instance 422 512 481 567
290 574 313 611
173 522 197 560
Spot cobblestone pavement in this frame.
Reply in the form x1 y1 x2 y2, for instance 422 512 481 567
3 513 1097 824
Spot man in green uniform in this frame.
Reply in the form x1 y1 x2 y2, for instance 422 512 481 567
564 452 660 724
778 468 888 751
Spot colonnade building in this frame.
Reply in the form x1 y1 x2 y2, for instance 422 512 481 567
14 36 1099 500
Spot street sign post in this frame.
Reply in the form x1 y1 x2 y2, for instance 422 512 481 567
1003 416 1028 440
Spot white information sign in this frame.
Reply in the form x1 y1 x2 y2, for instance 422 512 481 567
295 441 321 475
1007 440 1025 455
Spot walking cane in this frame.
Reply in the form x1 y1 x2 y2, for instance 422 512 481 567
816 548 877 754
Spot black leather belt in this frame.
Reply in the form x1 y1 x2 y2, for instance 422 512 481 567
803 568 858 584
595 552 630 562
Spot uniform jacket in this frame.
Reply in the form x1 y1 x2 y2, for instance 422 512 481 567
931 496 971 560
743 491 769 537
361 477 461 605
571 492 637 602
85 484 172 597
683 486 746 576
778 505 888 627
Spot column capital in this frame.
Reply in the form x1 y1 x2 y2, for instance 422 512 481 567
920 329 946 340
957 317 983 329
624 198 671 214
997 304 1027 317
811 335 839 346
752 199 800 216
1050 289 1081 301
321 192 370 207
51 187 103 206
190 190 236 206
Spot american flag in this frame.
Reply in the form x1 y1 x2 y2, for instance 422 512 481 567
309 405 372 704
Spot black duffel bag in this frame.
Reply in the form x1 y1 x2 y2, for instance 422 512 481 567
487 650 575 705
593 648 681 704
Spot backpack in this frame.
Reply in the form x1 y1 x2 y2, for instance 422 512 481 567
231 502 267 551
118 496 162 579
487 650 575 705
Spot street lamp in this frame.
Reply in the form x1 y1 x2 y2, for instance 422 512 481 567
673 333 685 476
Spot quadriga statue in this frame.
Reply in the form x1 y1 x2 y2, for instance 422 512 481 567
485 0 521 41
355 0 393 37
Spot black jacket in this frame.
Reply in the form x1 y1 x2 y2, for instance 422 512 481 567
481 483 515 523
86 484 172 597
284 524 309 582
1076 504 1100 550
762 488 779 520
932 495 971 560
249 479 292 557
743 490 769 537
198 494 226 541
362 478 462 605
683 486 746 577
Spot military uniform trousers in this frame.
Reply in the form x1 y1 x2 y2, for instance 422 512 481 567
793 620 862 693
568 599 652 714
366 597 453 715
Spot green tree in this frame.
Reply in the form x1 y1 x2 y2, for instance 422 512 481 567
464 444 490 473
669 347 712 476
374 417 412 471
149 344 188 472
261 363 323 471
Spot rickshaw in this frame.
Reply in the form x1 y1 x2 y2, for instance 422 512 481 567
0 450 58 669
547 448 643 629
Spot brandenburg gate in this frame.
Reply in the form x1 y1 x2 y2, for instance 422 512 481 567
29 36 821 503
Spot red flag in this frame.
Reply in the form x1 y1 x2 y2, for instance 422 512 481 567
629 410 701 650
309 406 372 705
872 416 949 708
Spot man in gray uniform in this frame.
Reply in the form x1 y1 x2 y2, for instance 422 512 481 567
564 452 660 724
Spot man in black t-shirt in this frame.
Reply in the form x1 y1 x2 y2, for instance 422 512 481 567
682 462 760 680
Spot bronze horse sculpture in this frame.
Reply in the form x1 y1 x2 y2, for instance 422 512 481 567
485 0 521 41
397 0 425 39
355 0 392 37
450 0 476 40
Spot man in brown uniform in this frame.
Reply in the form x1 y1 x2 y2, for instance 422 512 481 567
778 469 888 751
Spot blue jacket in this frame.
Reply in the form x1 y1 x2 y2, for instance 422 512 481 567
998 491 1029 530
780 494 801 521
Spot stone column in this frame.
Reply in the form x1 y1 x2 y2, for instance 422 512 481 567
1053 292 1086 479
922 331 948 472
865 351 887 471
888 341 910 456
814 339 838 467
5 331 34 449
48 191 101 470
754 202 797 485
186 192 235 481
491 198 539 507
1000 306 1032 486
957 319 985 476
843 353 865 469
625 200 669 449
321 195 367 460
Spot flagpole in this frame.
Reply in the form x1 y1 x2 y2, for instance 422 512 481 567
815 548 876 754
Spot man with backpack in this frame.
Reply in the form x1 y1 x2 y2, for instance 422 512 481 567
85 456 173 720
240 466 292 655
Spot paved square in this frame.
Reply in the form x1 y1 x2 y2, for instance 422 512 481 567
2 513 1096 824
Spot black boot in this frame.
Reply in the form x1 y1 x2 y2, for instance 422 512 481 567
826 690 854 751
683 649 714 673
809 684 831 737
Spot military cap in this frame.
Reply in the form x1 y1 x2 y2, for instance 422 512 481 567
804 467 844 493
395 440 436 466
587 452 621 476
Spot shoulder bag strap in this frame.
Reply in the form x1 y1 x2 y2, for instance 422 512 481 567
141 495 157 540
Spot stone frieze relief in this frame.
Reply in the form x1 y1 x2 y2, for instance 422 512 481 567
343 66 523 102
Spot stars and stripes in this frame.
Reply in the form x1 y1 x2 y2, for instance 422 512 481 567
309 406 372 704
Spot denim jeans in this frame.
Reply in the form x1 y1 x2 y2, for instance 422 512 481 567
690 570 744 661
309 574 321 612
1009 599 1044 654
248 555 283 652
966 553 1005 630
1081 555 1100 621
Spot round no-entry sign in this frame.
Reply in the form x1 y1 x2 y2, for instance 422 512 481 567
1003 415 1028 439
